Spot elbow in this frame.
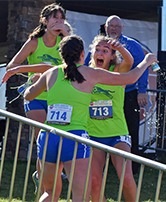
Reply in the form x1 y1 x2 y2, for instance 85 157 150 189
131 58 134 65
24 89 33 101
24 94 33 101
128 58 134 69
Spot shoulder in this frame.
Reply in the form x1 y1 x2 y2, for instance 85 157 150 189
46 65 60 90
123 35 142 48
24 38 38 53
121 35 144 55
122 35 139 45
26 37 38 46
49 64 65 77
83 66 108 82
78 65 97 81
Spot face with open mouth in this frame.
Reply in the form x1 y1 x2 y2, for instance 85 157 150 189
94 41 114 70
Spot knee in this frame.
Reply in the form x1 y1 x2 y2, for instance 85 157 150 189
92 175 102 190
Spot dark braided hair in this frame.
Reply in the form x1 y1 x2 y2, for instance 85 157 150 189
29 3 66 39
59 35 86 83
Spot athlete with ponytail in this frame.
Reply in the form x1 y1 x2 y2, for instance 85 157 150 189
6 3 69 139
22 35 157 202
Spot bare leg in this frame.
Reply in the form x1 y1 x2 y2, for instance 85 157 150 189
26 109 47 194
26 109 47 140
111 143 137 202
38 160 63 202
37 158 44 194
64 158 91 202
91 148 106 202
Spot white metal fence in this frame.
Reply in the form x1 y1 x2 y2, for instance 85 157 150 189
0 109 166 202
139 89 166 155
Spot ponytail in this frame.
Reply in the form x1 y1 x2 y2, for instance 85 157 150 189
63 57 85 83
60 35 86 83
29 23 46 39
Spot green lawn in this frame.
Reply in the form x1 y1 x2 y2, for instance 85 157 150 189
0 157 166 202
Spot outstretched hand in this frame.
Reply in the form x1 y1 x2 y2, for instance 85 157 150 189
2 67 19 83
144 53 158 66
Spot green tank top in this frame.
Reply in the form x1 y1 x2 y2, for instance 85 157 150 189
88 65 129 137
27 36 62 100
46 65 92 132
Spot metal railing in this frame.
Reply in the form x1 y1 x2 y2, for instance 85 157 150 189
0 109 166 202
139 89 166 155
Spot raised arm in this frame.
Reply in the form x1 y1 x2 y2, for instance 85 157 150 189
24 70 47 101
109 40 133 73
6 38 37 70
93 53 157 86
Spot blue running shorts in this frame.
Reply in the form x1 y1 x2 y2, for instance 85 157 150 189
90 135 131 147
24 99 47 113
37 130 91 163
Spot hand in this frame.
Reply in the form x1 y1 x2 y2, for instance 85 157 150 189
51 23 69 37
144 53 158 66
2 68 19 83
108 39 122 51
51 23 65 32
31 74 41 84
137 93 147 107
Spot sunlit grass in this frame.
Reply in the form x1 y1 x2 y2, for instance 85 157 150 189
0 157 166 201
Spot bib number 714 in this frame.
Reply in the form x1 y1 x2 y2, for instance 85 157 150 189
47 104 73 125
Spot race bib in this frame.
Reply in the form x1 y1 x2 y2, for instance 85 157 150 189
47 104 73 125
89 100 113 119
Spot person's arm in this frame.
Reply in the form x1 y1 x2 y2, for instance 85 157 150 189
2 63 53 83
92 53 157 86
110 40 133 73
24 70 47 101
84 52 91 66
6 38 37 70
24 66 58 101
134 43 148 107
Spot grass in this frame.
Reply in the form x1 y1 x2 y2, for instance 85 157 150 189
0 157 166 202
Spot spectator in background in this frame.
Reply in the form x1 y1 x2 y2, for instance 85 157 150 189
85 15 147 174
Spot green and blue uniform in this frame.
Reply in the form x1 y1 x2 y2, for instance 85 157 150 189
24 36 62 112
38 65 91 163
88 65 131 147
